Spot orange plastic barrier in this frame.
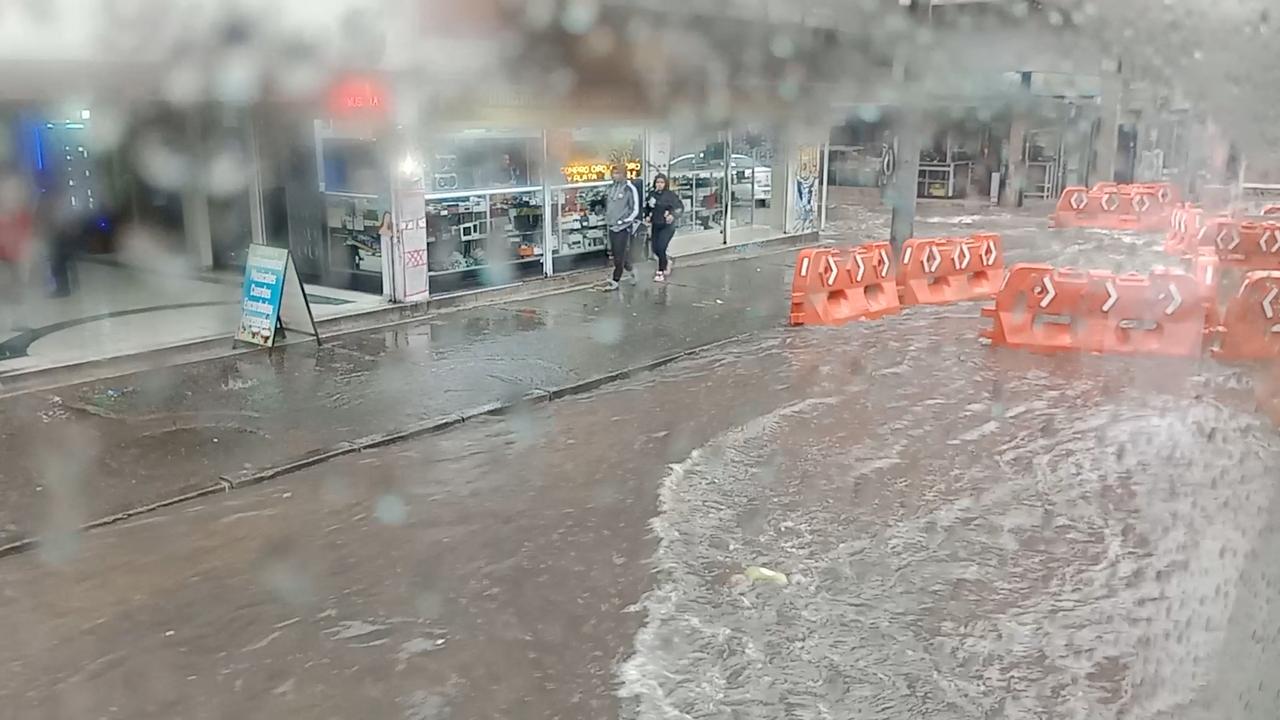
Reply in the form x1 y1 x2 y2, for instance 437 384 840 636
1213 271 1280 360
1164 203 1204 257
1262 204 1280 216
897 233 1004 306
1191 248 1223 332
1198 217 1280 271
981 264 1206 357
788 242 899 326
1052 183 1179 232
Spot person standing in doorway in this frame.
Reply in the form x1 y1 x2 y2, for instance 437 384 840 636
645 173 683 282
603 164 640 289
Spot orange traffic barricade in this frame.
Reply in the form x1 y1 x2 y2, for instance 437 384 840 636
1164 203 1204 257
897 233 1004 306
1262 204 1280 217
981 264 1206 357
1199 217 1280 271
1191 248 1223 333
1212 271 1280 360
788 242 899 326
1052 183 1179 232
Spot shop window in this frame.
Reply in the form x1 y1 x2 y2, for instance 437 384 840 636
670 131 732 239
729 128 776 231
324 193 390 289
419 130 546 293
318 135 390 294
546 128 643 274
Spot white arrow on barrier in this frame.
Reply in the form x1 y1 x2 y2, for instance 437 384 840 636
799 257 810 277
878 247 891 277
982 239 997 266
923 244 942 274
952 243 971 270
1165 283 1182 315
824 254 839 286
1264 287 1279 320
1069 191 1087 210
1102 280 1119 313
854 252 866 282
1262 228 1280 253
1217 226 1241 250
1039 276 1057 308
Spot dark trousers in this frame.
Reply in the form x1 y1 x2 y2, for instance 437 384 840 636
609 227 634 282
50 232 76 296
651 223 675 272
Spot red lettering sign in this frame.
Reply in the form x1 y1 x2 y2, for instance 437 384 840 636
327 75 390 119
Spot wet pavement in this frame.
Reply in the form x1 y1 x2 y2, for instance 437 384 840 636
2 202 1280 718
0 244 792 548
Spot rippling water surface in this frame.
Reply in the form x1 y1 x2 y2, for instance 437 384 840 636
616 217 1280 719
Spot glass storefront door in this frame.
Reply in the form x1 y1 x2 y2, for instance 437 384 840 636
729 128 776 234
668 128 728 249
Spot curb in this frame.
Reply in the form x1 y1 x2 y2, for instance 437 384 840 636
0 332 752 561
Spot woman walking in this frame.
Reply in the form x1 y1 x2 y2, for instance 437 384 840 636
645 173 683 282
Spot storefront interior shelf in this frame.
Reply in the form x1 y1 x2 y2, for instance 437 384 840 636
423 185 543 201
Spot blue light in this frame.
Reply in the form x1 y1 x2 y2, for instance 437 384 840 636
32 125 43 171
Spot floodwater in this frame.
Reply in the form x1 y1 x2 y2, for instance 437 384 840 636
619 312 1280 719
1 206 1278 718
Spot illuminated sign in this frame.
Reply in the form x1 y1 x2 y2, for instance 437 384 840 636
560 160 641 183
327 75 390 118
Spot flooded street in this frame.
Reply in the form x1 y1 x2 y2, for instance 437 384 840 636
2 208 1279 719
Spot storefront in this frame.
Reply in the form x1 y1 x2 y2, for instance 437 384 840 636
349 119 827 302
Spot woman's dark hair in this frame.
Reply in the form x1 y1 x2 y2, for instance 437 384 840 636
652 173 669 189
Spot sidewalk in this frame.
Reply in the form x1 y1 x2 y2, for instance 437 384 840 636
0 242 809 549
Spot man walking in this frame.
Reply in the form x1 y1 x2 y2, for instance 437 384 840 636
603 164 640 289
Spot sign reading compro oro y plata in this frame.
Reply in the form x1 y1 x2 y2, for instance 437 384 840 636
236 244 319 348
560 160 642 183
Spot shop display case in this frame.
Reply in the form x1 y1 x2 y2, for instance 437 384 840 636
422 187 544 289
325 192 388 276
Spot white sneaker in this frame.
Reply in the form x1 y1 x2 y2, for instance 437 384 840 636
666 258 675 277
653 271 665 282
602 279 620 290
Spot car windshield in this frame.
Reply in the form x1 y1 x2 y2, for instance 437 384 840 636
2 2 1278 719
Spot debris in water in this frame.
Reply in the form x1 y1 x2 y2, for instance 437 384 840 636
744 566 788 585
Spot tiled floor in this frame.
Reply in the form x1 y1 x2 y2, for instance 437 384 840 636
0 259 384 375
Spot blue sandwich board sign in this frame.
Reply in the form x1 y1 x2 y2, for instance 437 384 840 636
236 245 319 347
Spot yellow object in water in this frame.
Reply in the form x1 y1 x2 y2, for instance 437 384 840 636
744 566 788 585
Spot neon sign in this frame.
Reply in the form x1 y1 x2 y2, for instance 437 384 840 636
327 75 390 118
560 160 641 183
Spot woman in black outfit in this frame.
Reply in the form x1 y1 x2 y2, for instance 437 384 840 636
645 173 683 282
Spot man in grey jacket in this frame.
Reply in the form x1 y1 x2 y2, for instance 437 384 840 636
603 164 640 289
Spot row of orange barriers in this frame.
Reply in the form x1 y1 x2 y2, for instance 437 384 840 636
788 234 1006 326
979 262 1280 360
1052 182 1179 232
980 265 1205 357
1164 211 1280 271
